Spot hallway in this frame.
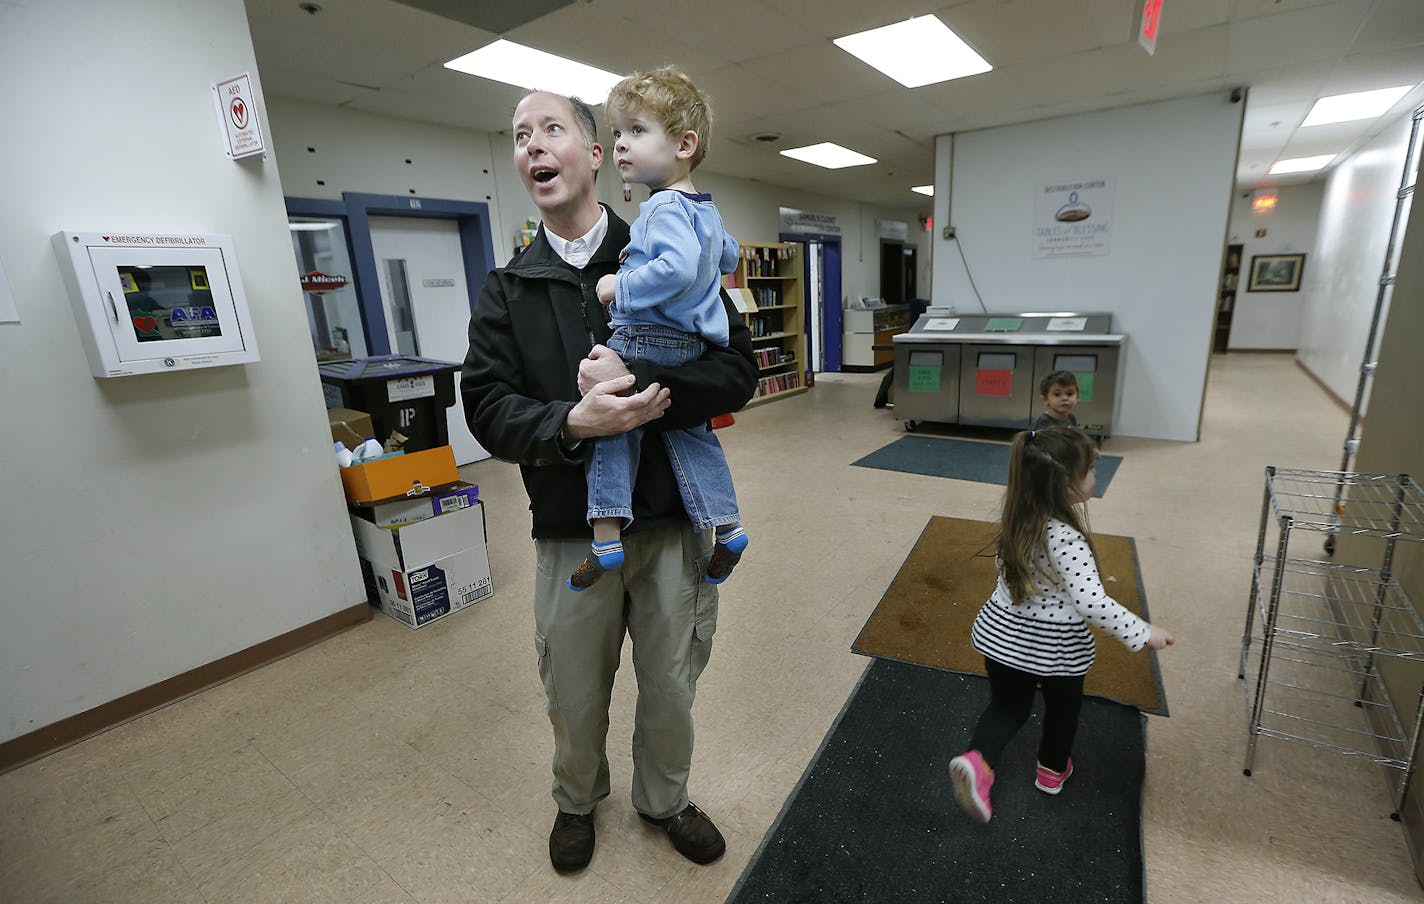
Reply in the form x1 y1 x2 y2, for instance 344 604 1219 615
2 354 1416 903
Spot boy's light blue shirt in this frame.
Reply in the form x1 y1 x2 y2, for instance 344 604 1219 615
611 189 739 347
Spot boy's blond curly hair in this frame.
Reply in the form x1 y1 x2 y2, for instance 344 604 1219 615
605 66 713 169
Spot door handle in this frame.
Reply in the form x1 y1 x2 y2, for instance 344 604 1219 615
106 290 119 323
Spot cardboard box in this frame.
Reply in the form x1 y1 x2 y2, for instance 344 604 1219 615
351 481 480 528
329 407 375 451
339 445 459 503
350 501 493 629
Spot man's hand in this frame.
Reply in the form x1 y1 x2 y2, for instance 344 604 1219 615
565 374 670 439
596 274 616 306
578 344 631 396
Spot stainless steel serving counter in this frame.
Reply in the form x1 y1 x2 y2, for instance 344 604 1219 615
891 312 1125 436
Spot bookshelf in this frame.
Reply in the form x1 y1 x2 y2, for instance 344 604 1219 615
1215 243 1241 353
725 241 808 407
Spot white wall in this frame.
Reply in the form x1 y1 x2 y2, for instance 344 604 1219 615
267 97 929 325
1225 182 1325 350
1297 113 1418 410
0 1 364 742
931 93 1243 442
268 96 525 268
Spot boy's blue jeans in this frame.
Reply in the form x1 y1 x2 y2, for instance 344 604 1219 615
586 324 741 533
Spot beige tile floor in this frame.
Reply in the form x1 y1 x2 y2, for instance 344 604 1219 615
3 354 1421 902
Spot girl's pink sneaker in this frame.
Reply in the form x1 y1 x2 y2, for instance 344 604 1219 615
1034 757 1074 794
949 750 994 823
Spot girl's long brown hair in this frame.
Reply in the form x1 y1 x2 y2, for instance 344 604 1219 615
996 427 1099 604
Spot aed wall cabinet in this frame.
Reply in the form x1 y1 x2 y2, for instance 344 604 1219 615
53 231 260 377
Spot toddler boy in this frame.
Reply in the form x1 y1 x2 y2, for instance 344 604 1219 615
569 66 748 590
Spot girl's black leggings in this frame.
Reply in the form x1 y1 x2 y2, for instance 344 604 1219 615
968 656 1085 773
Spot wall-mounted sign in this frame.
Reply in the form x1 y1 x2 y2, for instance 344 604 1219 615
1034 177 1114 258
422 278 456 288
300 270 349 294
779 207 842 236
212 73 265 160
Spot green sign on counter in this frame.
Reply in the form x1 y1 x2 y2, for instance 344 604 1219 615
1075 372 1095 402
908 366 941 393
985 318 1024 332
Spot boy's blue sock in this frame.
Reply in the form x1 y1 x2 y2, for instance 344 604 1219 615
706 526 748 584
568 540 624 592
715 525 749 553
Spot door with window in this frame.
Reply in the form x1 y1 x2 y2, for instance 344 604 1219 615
368 216 488 465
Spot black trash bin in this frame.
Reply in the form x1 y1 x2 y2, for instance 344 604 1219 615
319 355 460 455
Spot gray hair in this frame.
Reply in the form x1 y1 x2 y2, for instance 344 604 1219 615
520 89 598 148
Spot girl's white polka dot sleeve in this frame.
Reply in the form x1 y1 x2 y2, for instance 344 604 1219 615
1049 524 1150 652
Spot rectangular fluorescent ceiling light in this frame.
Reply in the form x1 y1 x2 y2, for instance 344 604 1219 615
445 40 622 104
780 143 877 169
1268 155 1337 175
912 185 934 196
1302 85 1414 127
834 15 991 88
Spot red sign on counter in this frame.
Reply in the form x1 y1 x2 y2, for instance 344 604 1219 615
976 369 1013 396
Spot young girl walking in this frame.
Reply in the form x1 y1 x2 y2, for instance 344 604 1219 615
949 427 1173 823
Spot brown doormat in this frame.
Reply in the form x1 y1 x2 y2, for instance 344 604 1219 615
852 516 1169 716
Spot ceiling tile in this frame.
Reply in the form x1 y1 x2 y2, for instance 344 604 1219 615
508 4 731 75
1225 0 1374 73
1077 0 1136 46
945 0 1106 67
247 20 425 88
257 65 375 107
692 66 823 131
1159 0 1233 36
589 0 820 63
1233 63 1331 106
773 0 952 41
244 0 491 61
1230 0 1339 22
742 41 896 104
1347 0 1424 55
1316 47 1424 98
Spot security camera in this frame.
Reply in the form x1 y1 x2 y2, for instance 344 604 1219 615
1230 87 1243 104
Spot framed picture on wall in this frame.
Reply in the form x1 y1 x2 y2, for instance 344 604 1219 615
1247 253 1306 292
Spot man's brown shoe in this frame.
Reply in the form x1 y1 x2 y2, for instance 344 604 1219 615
549 810 595 872
639 802 725 864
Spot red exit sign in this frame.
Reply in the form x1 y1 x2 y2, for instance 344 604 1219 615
1139 0 1163 55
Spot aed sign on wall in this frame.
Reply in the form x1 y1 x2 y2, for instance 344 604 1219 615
212 73 265 159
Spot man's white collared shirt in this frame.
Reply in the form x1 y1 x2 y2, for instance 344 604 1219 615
546 209 608 269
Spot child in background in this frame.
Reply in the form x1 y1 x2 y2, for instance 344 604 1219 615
949 426 1173 823
568 65 748 591
1031 370 1079 430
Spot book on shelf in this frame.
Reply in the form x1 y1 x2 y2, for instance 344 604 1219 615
753 348 795 368
742 244 794 277
729 287 758 313
755 370 802 397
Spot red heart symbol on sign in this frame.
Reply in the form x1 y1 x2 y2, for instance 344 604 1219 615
102 236 110 241
134 316 158 333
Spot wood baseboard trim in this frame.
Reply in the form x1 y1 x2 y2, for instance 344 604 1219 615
0 602 372 775
1295 359 1354 414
